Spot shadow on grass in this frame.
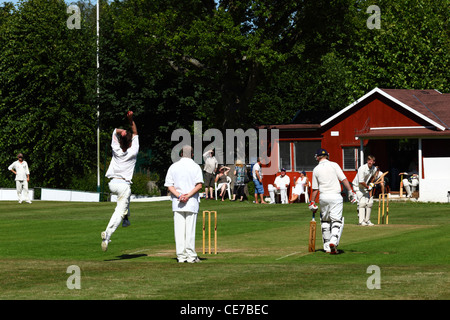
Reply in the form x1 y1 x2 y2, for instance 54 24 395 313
315 249 346 255
104 254 147 261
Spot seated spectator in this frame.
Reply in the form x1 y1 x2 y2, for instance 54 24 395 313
400 171 419 198
290 171 309 202
268 168 290 204
215 166 230 201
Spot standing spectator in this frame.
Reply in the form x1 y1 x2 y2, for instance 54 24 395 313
252 157 267 204
202 149 218 200
231 160 246 202
165 145 204 263
101 111 139 252
309 149 356 254
8 153 32 204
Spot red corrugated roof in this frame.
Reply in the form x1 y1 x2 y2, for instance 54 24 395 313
259 88 450 139
357 127 450 139
381 89 450 130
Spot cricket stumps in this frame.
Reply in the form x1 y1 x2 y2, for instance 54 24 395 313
203 211 217 254
377 193 390 224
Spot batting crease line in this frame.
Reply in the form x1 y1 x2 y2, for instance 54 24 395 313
276 252 302 260
130 249 149 255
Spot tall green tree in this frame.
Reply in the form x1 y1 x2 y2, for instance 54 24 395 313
342 0 449 97
0 0 96 188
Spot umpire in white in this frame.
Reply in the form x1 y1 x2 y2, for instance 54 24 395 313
309 149 356 254
165 145 204 263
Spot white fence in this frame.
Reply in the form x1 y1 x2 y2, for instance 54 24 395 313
111 194 170 202
0 188 35 201
40 188 100 202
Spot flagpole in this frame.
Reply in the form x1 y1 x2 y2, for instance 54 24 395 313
96 0 101 198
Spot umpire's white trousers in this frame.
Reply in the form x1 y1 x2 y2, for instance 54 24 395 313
319 193 344 250
173 211 198 262
16 180 30 202
104 180 131 240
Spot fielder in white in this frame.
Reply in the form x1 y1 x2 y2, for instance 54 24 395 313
309 149 356 254
8 153 32 204
352 155 381 226
165 145 204 263
268 168 290 204
101 111 139 252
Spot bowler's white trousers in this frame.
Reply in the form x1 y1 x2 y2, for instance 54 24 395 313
174 211 198 262
319 193 344 250
104 179 131 241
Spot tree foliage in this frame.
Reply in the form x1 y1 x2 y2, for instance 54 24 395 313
0 0 96 188
0 0 448 189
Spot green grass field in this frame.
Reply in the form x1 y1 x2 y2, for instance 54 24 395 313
0 199 448 301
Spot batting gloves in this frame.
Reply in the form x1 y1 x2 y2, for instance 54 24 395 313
348 191 358 204
308 201 318 212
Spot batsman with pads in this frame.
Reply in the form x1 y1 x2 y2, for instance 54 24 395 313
352 155 386 226
309 149 356 254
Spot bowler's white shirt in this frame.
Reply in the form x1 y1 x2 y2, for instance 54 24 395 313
105 129 139 182
312 159 347 194
165 157 204 213
8 160 30 181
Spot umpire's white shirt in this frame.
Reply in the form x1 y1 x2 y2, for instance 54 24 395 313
8 160 30 181
312 159 347 194
105 129 139 182
165 157 204 213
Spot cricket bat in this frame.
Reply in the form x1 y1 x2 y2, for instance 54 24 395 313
374 171 389 185
308 211 317 252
